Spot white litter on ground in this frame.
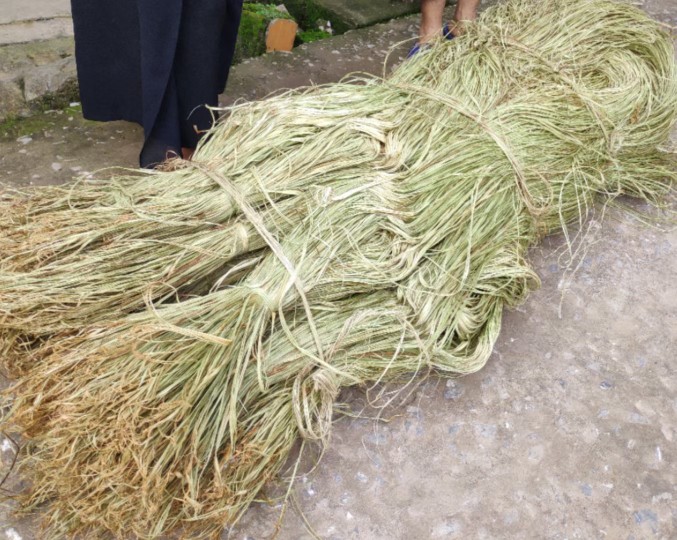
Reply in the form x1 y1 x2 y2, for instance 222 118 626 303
5 528 22 540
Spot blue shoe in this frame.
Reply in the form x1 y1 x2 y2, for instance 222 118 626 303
408 24 455 58
407 42 426 58
443 23 455 40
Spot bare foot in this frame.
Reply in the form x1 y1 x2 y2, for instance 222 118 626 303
450 4 478 36
419 0 446 44
420 22 444 44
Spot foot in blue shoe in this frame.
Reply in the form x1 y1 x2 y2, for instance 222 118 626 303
442 23 455 40
409 25 455 58
407 42 426 58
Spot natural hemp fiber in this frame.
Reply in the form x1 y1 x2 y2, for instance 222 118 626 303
0 0 675 537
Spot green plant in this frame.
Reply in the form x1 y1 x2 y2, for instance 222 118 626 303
298 28 332 43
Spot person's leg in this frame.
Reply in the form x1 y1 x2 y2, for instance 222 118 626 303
139 71 183 168
451 0 480 34
420 0 446 44
173 0 242 157
418 0 480 46
135 0 184 168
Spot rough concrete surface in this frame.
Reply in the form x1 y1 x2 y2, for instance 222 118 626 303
0 0 72 45
0 1 676 539
283 0 421 33
0 19 73 47
314 0 420 28
0 37 77 121
0 0 71 25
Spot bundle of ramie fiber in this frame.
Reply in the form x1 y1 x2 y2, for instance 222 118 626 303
0 0 675 537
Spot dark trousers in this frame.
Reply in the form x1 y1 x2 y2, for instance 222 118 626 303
71 0 243 168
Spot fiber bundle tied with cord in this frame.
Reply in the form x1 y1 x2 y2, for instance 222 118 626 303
0 0 675 537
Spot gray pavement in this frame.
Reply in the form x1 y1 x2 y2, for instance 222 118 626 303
0 0 72 45
0 0 70 24
1 2 676 539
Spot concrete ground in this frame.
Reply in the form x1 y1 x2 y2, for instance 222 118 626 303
0 0 72 45
0 2 676 539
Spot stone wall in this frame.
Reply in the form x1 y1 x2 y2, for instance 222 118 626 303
0 0 76 121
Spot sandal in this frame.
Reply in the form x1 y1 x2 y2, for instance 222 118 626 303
408 24 455 58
